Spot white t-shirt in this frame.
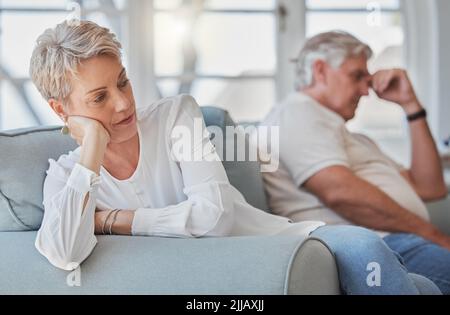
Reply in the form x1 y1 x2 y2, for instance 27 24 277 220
36 94 324 270
260 92 429 233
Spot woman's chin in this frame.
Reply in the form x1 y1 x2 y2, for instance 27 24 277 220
109 124 138 144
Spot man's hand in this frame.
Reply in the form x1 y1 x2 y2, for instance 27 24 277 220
371 69 421 114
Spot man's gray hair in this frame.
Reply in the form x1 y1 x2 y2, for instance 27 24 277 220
293 31 373 90
29 20 122 103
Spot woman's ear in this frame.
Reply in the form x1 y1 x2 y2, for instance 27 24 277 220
48 98 67 122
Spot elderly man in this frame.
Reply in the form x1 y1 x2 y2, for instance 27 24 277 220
261 31 450 294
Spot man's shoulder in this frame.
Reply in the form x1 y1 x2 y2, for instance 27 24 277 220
263 92 338 128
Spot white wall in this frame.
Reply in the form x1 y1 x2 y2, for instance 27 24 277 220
404 0 450 150
436 0 450 147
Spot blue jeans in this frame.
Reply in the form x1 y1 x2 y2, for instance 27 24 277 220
310 226 441 295
383 233 450 295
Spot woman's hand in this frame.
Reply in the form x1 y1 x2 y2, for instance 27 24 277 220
67 116 110 175
67 116 110 146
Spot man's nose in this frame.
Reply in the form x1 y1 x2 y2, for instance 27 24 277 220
361 76 372 96
361 85 370 96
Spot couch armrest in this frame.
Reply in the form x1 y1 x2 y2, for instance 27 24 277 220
428 196 450 235
0 232 339 294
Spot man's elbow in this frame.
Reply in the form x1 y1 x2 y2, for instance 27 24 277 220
422 185 448 202
435 184 448 200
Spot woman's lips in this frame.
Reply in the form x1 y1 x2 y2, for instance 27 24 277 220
115 113 135 125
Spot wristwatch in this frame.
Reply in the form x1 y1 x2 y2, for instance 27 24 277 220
407 108 427 122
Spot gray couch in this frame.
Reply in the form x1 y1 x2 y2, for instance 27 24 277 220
0 107 340 295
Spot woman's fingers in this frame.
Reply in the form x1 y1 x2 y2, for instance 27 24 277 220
67 116 96 145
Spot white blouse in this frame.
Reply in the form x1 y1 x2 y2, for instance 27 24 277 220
35 94 324 270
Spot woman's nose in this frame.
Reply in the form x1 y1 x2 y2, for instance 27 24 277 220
113 92 131 112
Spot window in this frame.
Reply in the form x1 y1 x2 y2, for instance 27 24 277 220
153 0 277 122
0 0 129 130
1 0 278 128
1 0 410 166
305 0 409 165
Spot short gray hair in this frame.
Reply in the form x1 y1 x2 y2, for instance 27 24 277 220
293 31 373 90
29 20 122 103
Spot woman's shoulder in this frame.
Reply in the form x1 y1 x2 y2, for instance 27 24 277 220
136 94 201 123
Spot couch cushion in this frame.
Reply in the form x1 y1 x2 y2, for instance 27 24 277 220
201 106 269 212
0 127 77 231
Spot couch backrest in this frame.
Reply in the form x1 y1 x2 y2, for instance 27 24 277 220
201 107 269 212
0 127 77 231
0 107 268 232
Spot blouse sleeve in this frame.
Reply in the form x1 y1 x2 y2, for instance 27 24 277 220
131 95 236 237
35 156 100 271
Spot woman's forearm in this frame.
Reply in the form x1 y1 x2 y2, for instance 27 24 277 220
78 124 109 213
95 209 135 235
79 124 109 175
112 210 135 235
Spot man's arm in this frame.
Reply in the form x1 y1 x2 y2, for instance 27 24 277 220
304 165 450 250
400 105 447 201
372 69 447 201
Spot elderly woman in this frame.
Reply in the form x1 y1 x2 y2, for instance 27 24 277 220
30 20 439 294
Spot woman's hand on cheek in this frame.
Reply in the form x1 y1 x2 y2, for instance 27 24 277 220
67 116 111 146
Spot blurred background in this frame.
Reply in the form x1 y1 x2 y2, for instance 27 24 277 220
0 0 449 168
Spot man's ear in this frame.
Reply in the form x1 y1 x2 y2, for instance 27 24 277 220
48 98 67 122
311 59 327 86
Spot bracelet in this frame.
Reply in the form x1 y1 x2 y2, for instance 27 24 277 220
109 209 121 235
101 209 115 235
407 108 427 122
